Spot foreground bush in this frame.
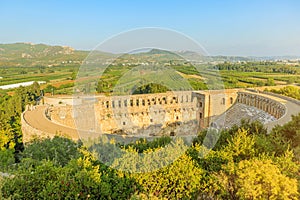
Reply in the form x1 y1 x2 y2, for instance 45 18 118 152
1 119 300 199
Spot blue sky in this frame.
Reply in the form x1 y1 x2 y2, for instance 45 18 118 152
1 0 300 56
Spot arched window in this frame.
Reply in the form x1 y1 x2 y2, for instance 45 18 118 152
130 99 133 107
230 97 234 104
221 98 225 105
112 101 115 108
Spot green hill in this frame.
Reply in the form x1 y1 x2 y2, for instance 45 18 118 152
0 43 88 67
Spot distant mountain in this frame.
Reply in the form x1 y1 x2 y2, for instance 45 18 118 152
0 43 88 67
127 48 153 54
148 48 176 55
0 43 74 56
117 48 183 63
1 43 298 67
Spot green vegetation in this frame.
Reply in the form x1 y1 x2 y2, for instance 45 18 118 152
120 136 172 153
1 83 300 199
215 61 299 74
1 44 300 198
267 86 300 100
0 43 88 67
1 147 137 199
92 57 300 94
132 83 168 94
0 82 40 170
214 62 300 88
1 43 300 96
272 114 300 160
21 136 83 167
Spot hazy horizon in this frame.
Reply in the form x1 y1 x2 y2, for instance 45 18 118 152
1 0 300 57
2 42 300 58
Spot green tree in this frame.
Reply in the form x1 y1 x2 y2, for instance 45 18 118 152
266 78 276 86
132 154 203 199
71 70 77 80
22 136 82 167
133 83 168 94
96 80 107 93
0 149 15 171
271 86 300 100
0 83 42 164
272 113 300 160
235 158 298 199
1 149 137 199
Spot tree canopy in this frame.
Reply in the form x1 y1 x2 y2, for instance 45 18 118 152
1 84 300 199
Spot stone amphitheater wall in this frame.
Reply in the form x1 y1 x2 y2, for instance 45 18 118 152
48 91 203 136
21 106 55 142
237 92 286 119
49 105 76 128
45 89 288 136
193 89 240 127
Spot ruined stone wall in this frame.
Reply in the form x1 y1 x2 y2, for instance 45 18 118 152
193 89 240 128
49 105 76 128
31 89 289 137
95 91 201 135
47 90 242 135
44 96 77 105
48 91 203 136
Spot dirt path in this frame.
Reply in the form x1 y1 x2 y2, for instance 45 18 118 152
176 71 205 80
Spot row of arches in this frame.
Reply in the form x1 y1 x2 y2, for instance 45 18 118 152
99 94 198 109
237 92 285 119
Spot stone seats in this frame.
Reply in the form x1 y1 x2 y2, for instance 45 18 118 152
213 103 276 129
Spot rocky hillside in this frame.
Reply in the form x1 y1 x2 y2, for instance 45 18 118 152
0 43 88 67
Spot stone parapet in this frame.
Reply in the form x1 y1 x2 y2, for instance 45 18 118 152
21 106 56 143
